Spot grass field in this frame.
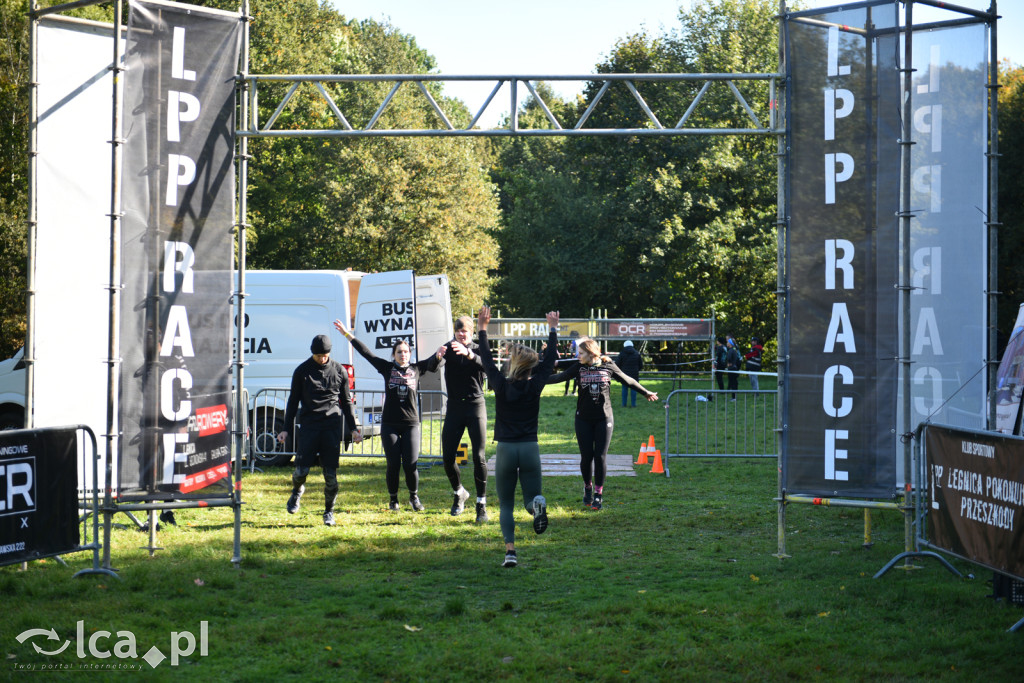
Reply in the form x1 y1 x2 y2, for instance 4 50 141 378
2 379 1021 681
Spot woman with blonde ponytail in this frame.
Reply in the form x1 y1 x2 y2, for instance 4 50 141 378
547 337 658 510
476 306 560 568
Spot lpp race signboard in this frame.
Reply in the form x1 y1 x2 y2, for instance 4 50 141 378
782 4 901 498
0 428 79 566
118 1 241 499
924 425 1024 579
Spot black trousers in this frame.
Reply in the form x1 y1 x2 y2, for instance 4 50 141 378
441 400 488 497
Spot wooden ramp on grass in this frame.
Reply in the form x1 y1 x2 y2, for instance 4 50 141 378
486 453 637 477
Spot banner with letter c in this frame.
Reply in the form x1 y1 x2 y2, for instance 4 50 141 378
781 3 900 498
118 0 241 498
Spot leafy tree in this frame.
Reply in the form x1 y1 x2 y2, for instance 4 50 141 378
490 0 779 348
997 62 1024 346
245 3 499 316
0 0 29 358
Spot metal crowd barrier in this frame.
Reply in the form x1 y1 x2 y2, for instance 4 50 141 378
249 387 447 467
662 388 778 476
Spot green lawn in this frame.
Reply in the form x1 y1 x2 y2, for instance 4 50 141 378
2 380 1020 681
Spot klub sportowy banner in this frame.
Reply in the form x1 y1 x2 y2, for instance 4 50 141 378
118 1 241 499
782 2 901 498
924 425 1024 580
0 428 79 566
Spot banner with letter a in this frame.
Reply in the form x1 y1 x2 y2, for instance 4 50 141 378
118 0 241 499
901 24 989 439
782 2 900 498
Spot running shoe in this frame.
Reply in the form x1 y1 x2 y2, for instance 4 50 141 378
410 494 425 512
323 511 336 527
450 488 470 516
286 486 304 514
531 495 548 534
388 499 400 512
159 510 177 526
583 486 594 507
591 493 603 511
502 549 517 568
475 503 489 523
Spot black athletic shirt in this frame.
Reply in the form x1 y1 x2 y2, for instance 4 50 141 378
478 329 557 443
442 340 487 404
548 360 650 421
350 336 441 427
283 356 357 431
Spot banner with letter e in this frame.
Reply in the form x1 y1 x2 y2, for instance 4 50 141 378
0 428 79 567
118 0 241 499
781 2 900 498
924 425 1024 580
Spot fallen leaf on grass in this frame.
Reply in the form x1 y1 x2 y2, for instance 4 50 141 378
750 574 759 582
818 611 830 618
403 624 422 632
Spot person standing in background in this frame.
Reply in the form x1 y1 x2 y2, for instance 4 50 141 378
712 337 728 400
744 337 763 394
726 335 741 400
617 340 643 408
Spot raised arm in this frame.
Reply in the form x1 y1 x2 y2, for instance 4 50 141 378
539 311 560 373
610 362 659 401
334 318 374 361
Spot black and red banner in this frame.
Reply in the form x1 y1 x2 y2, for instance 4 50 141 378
0 428 79 566
925 425 1024 580
118 0 241 498
782 2 900 497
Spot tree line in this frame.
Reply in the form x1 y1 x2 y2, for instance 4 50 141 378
1 0 1021 363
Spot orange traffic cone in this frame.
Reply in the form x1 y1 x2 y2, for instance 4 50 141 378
648 436 664 474
649 448 664 474
636 442 649 465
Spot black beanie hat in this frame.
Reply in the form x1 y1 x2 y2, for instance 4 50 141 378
311 334 332 354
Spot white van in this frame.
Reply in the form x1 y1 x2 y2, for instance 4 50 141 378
242 269 452 465
0 347 26 430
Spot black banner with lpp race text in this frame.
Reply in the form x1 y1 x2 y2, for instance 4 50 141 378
118 0 241 499
782 2 900 498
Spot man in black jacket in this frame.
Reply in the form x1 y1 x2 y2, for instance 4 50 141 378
277 334 361 526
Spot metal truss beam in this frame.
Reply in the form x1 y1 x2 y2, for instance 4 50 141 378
238 73 783 138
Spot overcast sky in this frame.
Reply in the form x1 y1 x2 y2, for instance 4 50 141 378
333 1 1021 127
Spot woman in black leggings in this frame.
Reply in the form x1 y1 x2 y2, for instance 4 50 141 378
476 306 559 568
439 316 490 522
547 338 658 510
335 319 443 511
